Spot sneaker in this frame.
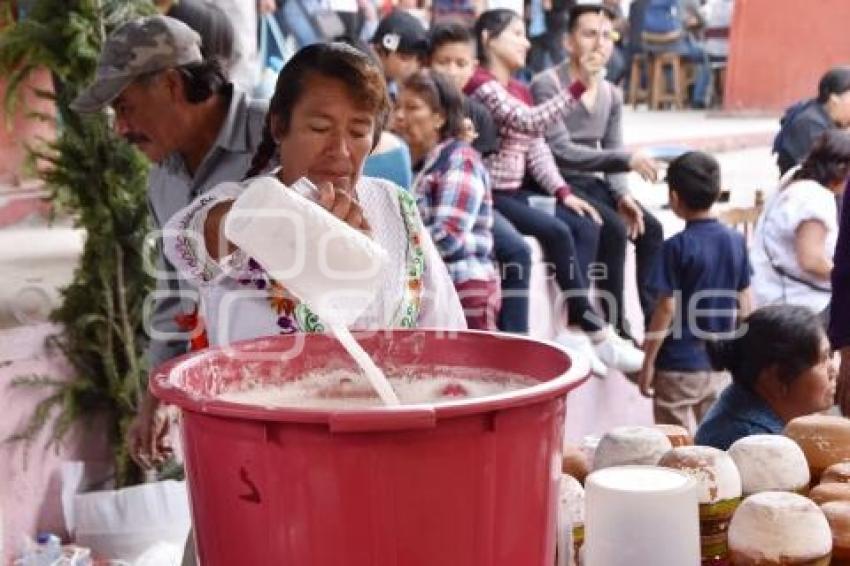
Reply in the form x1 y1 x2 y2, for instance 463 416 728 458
594 327 645 374
555 330 608 377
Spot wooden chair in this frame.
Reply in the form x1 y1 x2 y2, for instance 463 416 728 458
628 53 651 109
717 190 765 241
649 52 685 110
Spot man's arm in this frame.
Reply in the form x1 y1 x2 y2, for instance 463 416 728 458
531 74 634 176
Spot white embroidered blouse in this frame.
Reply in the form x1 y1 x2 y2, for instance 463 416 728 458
163 175 467 348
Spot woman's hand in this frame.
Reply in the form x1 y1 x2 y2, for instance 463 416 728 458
562 194 603 225
317 181 372 233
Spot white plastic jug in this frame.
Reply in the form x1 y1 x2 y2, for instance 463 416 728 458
224 176 389 328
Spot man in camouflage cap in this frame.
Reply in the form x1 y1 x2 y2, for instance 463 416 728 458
75 15 268 493
71 15 204 113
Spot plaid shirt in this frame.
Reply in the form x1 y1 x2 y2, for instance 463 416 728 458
413 139 497 285
464 66 585 196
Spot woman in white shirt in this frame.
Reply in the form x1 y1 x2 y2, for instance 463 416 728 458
751 130 850 315
163 42 466 346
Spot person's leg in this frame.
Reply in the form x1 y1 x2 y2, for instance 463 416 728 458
497 191 603 333
652 370 700 433
456 278 501 331
563 177 627 334
634 206 664 328
551 198 602 281
491 209 531 334
695 371 731 426
281 0 320 47
680 38 712 108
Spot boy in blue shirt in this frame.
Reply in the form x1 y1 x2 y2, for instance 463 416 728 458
637 151 753 432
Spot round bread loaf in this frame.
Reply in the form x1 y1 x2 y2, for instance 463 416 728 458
784 415 850 481
593 426 673 470
728 491 832 565
821 462 850 486
728 435 810 495
821 501 850 565
659 446 742 504
810 482 850 506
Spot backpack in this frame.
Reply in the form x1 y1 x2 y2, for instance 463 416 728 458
642 0 683 44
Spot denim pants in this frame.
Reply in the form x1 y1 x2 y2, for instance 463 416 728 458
564 175 664 335
492 210 531 334
493 190 604 333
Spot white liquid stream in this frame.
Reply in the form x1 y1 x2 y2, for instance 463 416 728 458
330 323 400 406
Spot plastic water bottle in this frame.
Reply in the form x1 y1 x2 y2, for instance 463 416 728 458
19 533 61 566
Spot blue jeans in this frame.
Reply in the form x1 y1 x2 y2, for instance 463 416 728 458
492 210 531 334
277 0 320 48
493 190 604 333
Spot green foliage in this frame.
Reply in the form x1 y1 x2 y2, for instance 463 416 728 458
0 0 156 486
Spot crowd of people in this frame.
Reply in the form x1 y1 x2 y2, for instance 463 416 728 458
68 1 850 540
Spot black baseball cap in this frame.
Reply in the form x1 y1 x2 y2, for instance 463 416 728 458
371 10 429 55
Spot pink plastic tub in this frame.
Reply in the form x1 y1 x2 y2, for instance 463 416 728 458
150 330 588 566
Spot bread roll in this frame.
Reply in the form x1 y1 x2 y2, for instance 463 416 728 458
728 491 832 565
784 415 850 481
593 426 673 470
821 501 850 565
728 435 810 495
659 446 742 504
810 482 850 506
821 462 850 485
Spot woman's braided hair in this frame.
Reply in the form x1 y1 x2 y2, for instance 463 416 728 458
244 42 391 179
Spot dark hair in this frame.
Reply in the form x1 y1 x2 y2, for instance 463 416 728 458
666 151 721 210
568 4 616 34
174 58 230 104
707 305 824 391
474 9 520 67
428 22 475 56
792 129 850 187
401 70 466 140
167 0 235 63
245 42 391 178
817 66 850 104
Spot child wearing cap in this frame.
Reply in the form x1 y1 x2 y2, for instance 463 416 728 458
371 9 429 93
637 151 753 433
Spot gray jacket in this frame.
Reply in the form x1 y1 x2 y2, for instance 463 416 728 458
530 63 633 199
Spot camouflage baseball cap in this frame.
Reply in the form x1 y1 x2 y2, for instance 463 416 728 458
71 15 203 113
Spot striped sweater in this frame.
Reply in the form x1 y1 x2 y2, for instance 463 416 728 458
463 66 585 197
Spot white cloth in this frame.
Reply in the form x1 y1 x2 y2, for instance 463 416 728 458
163 175 466 346
750 178 837 313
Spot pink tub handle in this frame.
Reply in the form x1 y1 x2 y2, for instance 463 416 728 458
329 407 437 433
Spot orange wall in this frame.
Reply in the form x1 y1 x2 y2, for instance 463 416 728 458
725 0 850 112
